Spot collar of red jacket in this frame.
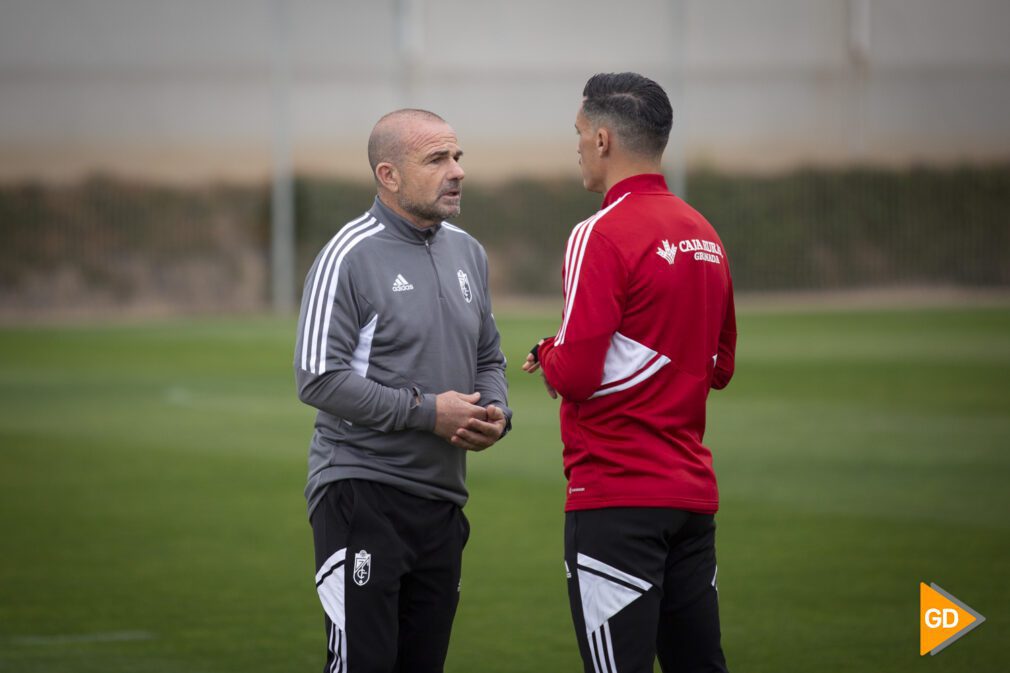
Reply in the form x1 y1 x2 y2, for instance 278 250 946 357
602 173 670 207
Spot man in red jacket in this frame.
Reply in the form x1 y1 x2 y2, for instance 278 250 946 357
523 72 737 673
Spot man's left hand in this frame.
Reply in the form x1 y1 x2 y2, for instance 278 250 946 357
521 338 558 399
451 404 507 452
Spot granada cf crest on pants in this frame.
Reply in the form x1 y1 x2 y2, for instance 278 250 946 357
457 270 473 303
353 549 371 586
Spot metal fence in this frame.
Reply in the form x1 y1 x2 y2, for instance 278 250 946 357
3 1 1010 318
2 165 1007 320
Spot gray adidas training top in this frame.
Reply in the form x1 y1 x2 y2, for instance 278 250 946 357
294 197 511 518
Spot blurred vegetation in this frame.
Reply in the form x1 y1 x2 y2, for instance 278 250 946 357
0 176 269 315
291 164 1010 293
294 176 600 295
1 165 1008 316
690 165 1010 290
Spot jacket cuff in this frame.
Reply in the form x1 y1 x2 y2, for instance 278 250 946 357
477 399 513 438
536 337 556 370
498 404 514 438
405 389 437 431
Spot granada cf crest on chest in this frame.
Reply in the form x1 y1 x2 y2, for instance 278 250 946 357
457 269 473 303
353 550 371 586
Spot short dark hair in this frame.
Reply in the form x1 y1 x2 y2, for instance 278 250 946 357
581 72 672 159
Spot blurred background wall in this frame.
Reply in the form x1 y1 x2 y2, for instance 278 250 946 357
1 0 1009 318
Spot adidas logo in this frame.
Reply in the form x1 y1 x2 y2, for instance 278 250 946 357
392 274 414 292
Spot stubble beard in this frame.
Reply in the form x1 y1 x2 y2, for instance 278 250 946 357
398 187 461 224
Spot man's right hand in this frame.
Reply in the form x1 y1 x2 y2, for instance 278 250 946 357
433 391 487 442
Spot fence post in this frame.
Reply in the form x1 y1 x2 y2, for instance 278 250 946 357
270 0 295 314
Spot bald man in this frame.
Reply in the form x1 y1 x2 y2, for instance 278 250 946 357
294 109 511 672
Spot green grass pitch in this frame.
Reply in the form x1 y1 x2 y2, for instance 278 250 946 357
1 306 1008 672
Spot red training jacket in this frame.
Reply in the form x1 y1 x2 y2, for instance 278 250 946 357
538 174 736 513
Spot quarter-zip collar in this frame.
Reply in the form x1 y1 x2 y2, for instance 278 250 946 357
602 173 670 208
370 196 441 245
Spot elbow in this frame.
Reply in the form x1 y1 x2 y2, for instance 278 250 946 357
545 372 598 403
296 377 317 405
296 369 327 406
562 379 599 402
711 368 733 390
542 357 602 403
540 337 608 402
561 386 596 403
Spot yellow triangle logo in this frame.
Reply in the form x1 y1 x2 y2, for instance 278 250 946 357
920 582 986 655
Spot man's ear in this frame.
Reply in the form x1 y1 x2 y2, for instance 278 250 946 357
596 127 610 157
375 162 399 192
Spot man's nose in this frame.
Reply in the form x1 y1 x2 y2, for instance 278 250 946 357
448 160 465 181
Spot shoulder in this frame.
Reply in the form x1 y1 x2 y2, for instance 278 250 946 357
311 212 389 273
317 212 386 253
595 190 676 228
594 190 702 240
573 191 633 232
440 221 477 244
440 221 470 236
571 192 637 249
440 221 488 257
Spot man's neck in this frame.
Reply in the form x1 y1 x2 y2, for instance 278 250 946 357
377 192 437 229
602 159 664 194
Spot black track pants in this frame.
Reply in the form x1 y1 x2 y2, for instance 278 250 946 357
565 508 729 673
311 479 469 673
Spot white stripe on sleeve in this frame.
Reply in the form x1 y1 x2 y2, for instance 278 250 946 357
300 213 371 372
316 222 385 374
349 314 379 378
556 193 631 345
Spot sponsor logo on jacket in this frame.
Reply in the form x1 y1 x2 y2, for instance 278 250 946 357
656 240 677 265
678 238 724 264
